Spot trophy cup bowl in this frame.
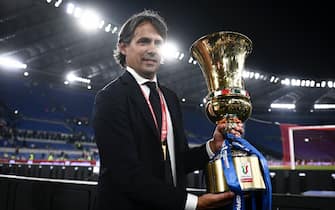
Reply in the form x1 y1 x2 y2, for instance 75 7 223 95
191 31 252 124
191 32 266 193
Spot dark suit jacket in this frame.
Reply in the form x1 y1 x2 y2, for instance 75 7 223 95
93 71 210 210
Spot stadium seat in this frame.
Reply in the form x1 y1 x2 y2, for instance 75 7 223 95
288 170 306 194
79 166 94 180
56 166 67 179
0 163 10 175
39 165 50 178
271 170 289 193
64 166 77 180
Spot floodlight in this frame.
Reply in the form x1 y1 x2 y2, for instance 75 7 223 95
0 57 27 69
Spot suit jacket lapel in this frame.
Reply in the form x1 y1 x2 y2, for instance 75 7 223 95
120 71 160 139
160 87 180 135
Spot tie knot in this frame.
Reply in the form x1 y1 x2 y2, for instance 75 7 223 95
145 81 157 91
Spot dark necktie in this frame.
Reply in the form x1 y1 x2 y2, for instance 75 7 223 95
145 81 162 135
144 81 173 186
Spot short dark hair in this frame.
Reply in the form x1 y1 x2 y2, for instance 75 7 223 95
114 10 168 68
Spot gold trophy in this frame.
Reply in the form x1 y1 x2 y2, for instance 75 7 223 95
191 32 266 193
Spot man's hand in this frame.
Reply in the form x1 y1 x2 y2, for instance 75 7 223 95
210 118 244 154
196 192 235 210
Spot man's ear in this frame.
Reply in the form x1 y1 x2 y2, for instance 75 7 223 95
118 42 127 55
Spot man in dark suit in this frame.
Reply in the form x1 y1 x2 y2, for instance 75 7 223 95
93 10 243 210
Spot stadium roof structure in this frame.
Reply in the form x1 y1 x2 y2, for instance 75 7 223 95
1 0 335 124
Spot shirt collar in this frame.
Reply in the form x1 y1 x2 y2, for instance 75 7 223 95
126 66 158 87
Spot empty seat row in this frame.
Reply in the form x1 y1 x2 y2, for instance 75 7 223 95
0 163 98 181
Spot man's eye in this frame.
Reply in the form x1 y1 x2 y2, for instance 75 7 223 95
138 39 151 44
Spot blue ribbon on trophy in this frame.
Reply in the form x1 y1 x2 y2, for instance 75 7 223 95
215 133 272 210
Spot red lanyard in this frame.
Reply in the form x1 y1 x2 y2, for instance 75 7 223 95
141 86 168 142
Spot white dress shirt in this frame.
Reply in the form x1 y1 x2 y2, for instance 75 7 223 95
126 66 215 210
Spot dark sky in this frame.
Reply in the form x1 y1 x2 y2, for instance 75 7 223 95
93 0 333 79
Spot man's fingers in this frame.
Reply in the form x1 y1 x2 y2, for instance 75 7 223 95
232 125 244 136
218 123 244 134
231 129 241 137
211 192 235 207
197 192 235 210
216 122 226 133
212 191 235 200
232 117 242 123
215 118 244 138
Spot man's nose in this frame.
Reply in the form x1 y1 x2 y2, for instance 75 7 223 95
147 42 159 53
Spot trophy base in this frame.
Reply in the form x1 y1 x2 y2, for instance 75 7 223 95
206 155 266 193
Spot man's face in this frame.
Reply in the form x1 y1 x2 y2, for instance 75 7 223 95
119 22 164 79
